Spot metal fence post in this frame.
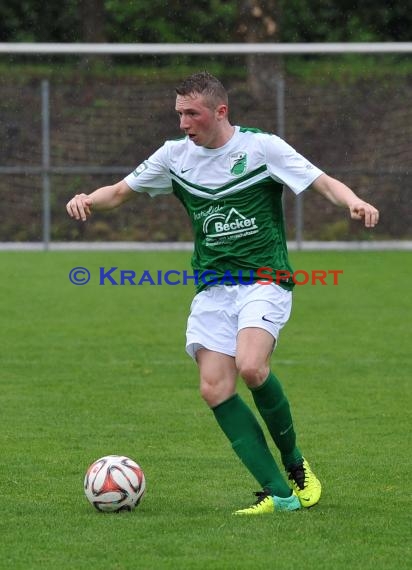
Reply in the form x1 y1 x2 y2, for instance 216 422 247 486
295 193 304 249
41 79 51 250
276 73 288 228
276 74 285 140
277 73 304 249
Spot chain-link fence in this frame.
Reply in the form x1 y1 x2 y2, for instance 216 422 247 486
0 44 411 249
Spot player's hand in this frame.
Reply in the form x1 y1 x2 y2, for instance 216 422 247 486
349 200 379 228
66 193 93 221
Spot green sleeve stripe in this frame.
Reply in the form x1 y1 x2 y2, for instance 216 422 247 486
239 126 270 135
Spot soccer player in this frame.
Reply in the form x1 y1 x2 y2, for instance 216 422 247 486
66 72 379 515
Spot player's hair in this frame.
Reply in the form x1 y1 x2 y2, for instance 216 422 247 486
175 71 228 109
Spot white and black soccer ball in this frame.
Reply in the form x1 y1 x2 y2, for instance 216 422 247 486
84 455 146 512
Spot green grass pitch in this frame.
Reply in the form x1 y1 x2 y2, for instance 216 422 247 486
0 250 410 570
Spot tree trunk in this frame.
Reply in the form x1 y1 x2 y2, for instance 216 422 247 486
79 0 109 67
80 0 107 42
237 0 283 100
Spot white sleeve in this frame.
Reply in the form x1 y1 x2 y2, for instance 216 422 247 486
124 142 173 197
264 135 323 195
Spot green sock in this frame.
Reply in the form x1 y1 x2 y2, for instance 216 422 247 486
212 394 291 497
251 371 302 469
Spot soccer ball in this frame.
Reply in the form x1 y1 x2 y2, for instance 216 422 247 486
84 455 146 512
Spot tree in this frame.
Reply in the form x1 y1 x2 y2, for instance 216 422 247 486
0 1 410 47
237 0 283 100
278 0 412 42
80 0 107 43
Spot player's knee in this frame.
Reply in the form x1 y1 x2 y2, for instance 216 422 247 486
200 377 234 408
238 361 269 388
199 380 213 405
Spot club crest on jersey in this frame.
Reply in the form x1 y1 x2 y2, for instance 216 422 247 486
229 152 247 176
132 161 148 177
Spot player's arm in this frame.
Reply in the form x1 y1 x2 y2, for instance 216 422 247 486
311 173 379 228
66 180 134 222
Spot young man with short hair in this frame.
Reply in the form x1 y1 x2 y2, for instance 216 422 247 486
67 72 379 514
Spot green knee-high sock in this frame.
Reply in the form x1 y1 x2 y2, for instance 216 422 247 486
212 394 291 497
251 371 302 469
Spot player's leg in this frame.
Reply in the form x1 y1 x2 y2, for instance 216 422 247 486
236 327 302 469
236 328 321 507
236 283 321 507
196 348 294 504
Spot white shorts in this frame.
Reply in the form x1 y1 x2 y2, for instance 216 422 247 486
186 282 292 359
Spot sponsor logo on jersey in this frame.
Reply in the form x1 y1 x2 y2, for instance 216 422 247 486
203 207 258 244
193 205 224 221
229 152 247 176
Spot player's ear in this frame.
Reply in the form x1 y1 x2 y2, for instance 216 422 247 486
215 104 228 121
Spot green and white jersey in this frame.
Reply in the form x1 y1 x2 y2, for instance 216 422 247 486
124 126 323 292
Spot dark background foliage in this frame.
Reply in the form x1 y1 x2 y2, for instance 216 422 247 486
0 0 410 43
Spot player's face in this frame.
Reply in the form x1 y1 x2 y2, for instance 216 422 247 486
175 93 227 149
